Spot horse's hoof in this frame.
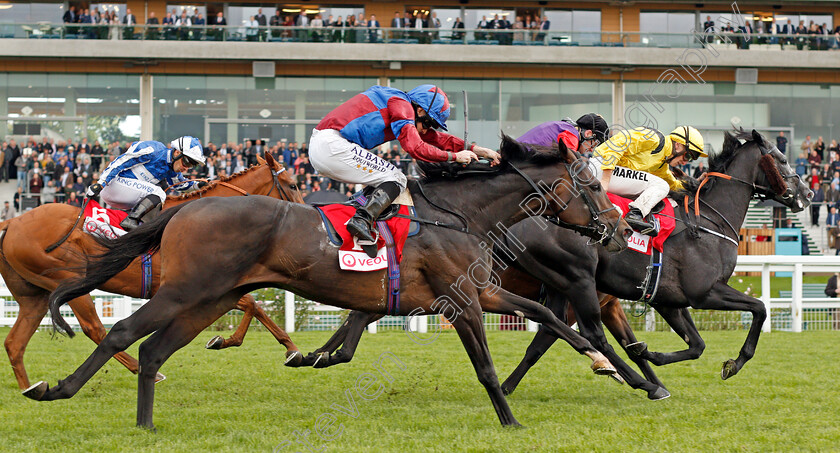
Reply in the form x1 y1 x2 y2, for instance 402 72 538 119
609 372 625 385
312 351 331 369
22 381 48 401
284 350 303 367
648 386 670 400
591 360 617 376
501 383 515 396
721 359 738 380
205 336 225 350
626 341 649 357
155 373 166 384
503 421 524 428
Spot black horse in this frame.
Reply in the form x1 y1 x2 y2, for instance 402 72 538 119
28 136 631 429
287 129 811 398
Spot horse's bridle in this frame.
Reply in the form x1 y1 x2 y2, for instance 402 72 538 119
265 166 300 201
510 161 620 246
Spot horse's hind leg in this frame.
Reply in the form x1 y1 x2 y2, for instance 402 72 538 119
66 294 149 376
137 295 238 430
306 311 382 369
24 287 186 402
4 289 49 390
598 295 665 388
631 305 705 368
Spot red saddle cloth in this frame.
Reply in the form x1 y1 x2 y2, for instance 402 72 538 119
82 200 128 239
607 193 676 255
317 203 412 271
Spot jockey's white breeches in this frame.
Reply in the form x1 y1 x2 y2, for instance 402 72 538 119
588 157 670 216
309 129 407 190
100 176 167 210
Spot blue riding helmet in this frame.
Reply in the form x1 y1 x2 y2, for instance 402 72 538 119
406 84 451 131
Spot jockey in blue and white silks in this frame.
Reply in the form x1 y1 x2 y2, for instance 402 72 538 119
87 136 206 230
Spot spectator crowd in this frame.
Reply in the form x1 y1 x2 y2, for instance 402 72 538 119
1 135 414 218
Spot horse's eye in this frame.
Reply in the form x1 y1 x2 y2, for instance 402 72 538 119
591 182 602 192
290 185 297 190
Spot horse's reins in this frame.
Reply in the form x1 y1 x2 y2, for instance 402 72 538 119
44 165 292 253
671 141 799 245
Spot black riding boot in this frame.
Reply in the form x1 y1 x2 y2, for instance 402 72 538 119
346 184 399 243
120 195 161 231
624 207 658 237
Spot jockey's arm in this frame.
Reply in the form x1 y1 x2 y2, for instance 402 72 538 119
168 174 203 192
600 168 613 192
97 150 155 186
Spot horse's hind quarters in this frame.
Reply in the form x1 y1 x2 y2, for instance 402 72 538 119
22 380 48 401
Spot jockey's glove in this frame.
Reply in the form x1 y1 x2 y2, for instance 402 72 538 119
86 183 103 198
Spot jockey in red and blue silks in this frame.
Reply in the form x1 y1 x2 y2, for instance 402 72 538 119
310 84 500 244
85 136 207 231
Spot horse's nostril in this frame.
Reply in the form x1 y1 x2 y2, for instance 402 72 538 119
623 228 633 240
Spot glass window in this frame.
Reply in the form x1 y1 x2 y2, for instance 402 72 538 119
433 8 461 38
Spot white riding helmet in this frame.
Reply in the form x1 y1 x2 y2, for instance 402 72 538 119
170 136 206 166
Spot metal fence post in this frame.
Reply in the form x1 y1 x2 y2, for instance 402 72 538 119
284 290 295 333
792 263 803 332
761 263 772 332
527 320 538 332
368 320 378 333
645 308 656 332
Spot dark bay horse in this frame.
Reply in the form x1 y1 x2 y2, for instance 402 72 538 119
30 136 630 429
1 153 304 389
498 129 811 394
280 130 810 399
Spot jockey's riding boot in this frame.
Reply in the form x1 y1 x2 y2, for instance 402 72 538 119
346 183 400 244
120 195 161 231
624 207 658 237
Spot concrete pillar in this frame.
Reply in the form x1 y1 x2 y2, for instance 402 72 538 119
139 73 153 141
612 78 625 128
227 91 238 145
294 92 305 144
0 96 7 138
64 90 77 141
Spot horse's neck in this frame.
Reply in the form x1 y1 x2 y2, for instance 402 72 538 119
165 168 263 208
416 172 541 235
700 154 760 231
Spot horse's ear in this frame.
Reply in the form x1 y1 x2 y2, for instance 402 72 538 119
751 129 765 146
557 137 574 164
256 154 267 166
263 151 276 168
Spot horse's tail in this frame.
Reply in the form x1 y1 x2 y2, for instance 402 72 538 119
49 204 186 336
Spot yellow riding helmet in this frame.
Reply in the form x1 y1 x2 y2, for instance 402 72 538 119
669 126 707 159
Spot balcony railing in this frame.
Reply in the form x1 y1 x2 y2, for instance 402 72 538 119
2 23 839 50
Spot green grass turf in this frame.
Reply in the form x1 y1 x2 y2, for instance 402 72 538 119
1 327 837 452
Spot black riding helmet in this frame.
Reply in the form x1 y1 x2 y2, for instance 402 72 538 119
574 113 610 145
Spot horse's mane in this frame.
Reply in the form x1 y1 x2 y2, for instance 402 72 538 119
418 134 565 182
708 127 756 173
166 164 265 201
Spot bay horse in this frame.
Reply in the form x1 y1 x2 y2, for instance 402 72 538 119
280 130 810 399
31 136 631 429
1 152 304 389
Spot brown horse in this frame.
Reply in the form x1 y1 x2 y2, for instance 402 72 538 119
35 136 631 429
1 152 304 389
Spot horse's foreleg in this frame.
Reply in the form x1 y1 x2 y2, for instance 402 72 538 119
295 311 382 368
451 301 520 427
692 283 766 380
599 295 665 389
205 295 256 350
478 287 615 377
631 305 706 368
23 287 185 403
501 289 569 395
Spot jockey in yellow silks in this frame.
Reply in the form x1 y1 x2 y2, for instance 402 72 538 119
590 126 706 236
